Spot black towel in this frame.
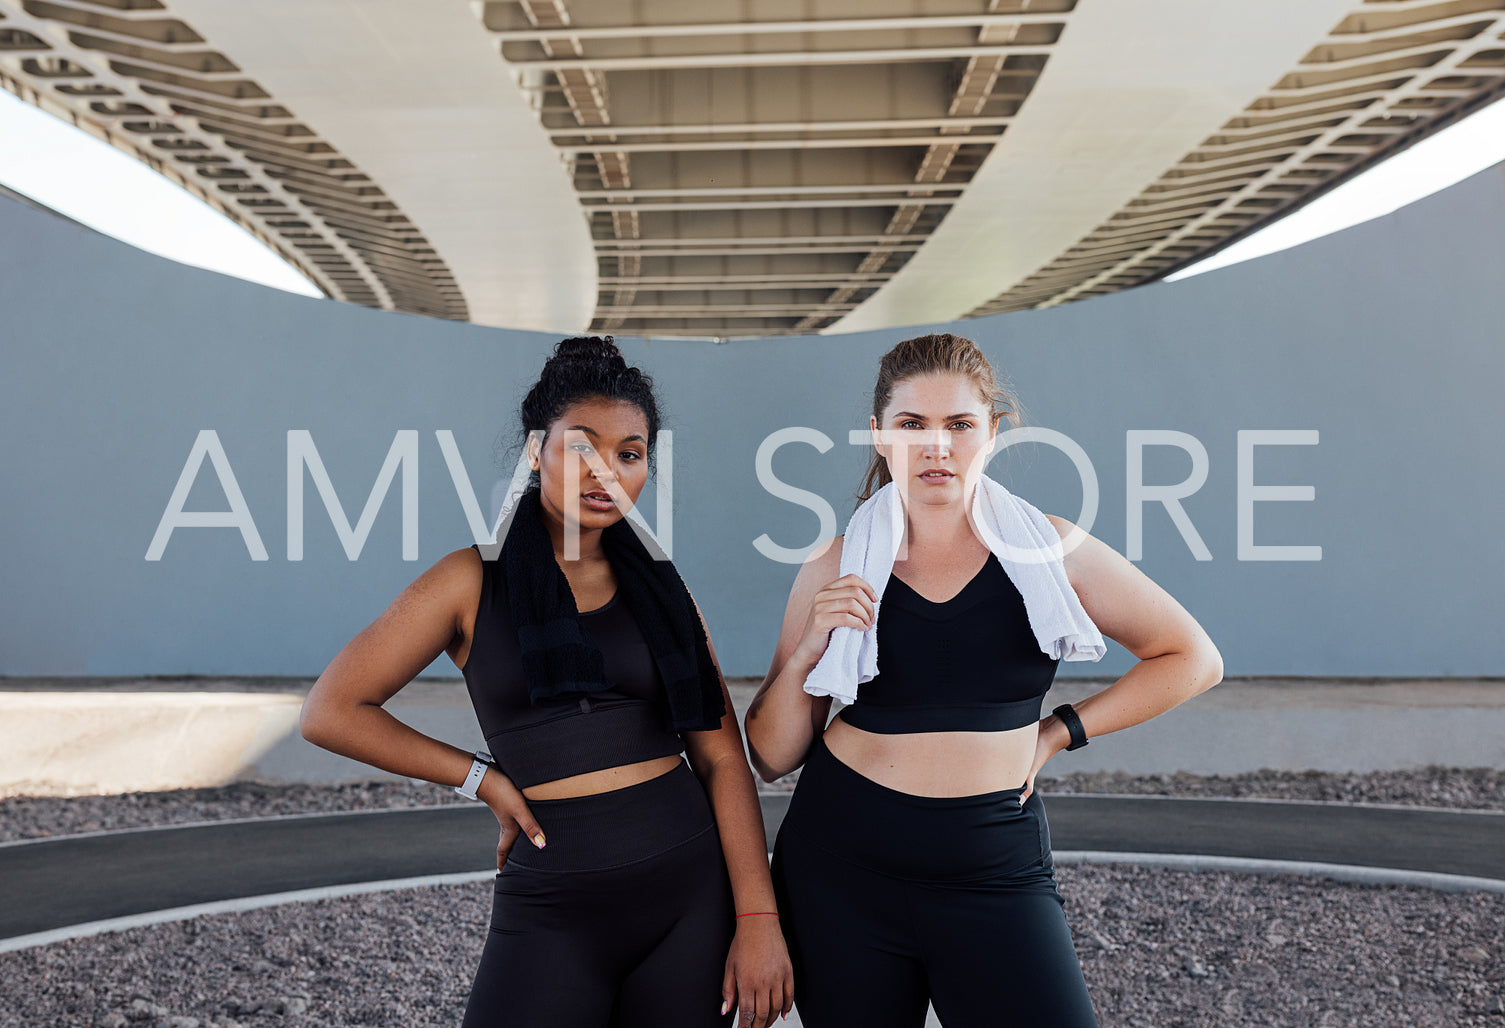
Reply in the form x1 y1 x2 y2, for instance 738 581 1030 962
499 487 726 732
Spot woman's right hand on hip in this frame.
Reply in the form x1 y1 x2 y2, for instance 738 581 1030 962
477 767 546 869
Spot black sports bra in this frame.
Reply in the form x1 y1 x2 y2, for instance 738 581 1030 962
838 552 1059 734
459 545 685 788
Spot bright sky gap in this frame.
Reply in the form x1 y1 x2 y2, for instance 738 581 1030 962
1 87 1502 301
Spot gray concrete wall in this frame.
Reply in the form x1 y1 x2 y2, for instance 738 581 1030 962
3 163 1503 679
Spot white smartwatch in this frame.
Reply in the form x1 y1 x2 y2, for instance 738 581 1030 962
455 750 494 800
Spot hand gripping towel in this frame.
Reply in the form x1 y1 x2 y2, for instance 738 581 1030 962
802 476 1105 704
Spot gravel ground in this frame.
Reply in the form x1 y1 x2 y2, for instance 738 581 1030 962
2 766 1502 843
2 864 1500 1028
755 764 1505 810
0 781 470 843
1037 765 1505 809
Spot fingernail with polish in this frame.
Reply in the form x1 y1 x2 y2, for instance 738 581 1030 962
533 833 546 848
720 1000 730 1015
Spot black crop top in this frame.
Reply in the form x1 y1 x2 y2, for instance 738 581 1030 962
459 545 685 788
838 552 1059 734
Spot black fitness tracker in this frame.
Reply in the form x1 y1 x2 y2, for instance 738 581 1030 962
1052 703 1089 751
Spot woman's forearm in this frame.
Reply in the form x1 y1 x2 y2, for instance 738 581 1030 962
700 754 780 914
302 667 550 867
744 656 827 782
300 697 479 790
1051 643 1223 744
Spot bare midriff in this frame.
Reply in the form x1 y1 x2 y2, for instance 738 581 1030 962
823 710 1038 797
520 754 684 801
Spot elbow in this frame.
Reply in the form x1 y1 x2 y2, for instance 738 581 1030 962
297 703 321 747
1197 641 1224 692
743 731 787 785
751 754 783 786
298 697 334 749
742 720 788 784
743 736 778 785
746 739 799 785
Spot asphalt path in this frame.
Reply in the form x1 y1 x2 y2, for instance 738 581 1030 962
4 795 1503 941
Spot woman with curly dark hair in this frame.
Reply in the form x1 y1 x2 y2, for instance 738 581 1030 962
302 336 793 1028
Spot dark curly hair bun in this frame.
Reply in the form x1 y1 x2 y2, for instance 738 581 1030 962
518 336 662 485
549 335 627 368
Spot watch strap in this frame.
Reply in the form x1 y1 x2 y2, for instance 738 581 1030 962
1052 703 1089 751
455 750 494 800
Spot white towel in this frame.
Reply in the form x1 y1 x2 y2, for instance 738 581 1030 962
802 475 1105 704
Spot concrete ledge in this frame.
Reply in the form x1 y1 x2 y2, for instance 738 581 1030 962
0 692 303 797
2 677 1502 795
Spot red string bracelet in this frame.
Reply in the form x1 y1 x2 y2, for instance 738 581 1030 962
735 911 779 918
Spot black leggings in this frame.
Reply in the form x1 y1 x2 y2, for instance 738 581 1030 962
462 759 736 1028
770 736 1099 1028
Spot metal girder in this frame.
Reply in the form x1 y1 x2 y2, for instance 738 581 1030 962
507 46 1055 74
972 3 1505 319
492 13 1070 42
467 0 1071 334
0 0 471 320
6 0 1503 335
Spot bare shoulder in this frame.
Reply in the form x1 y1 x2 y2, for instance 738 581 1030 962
429 545 484 594
1043 512 1079 542
1038 513 1129 596
390 546 484 630
312 545 487 710
1043 513 1102 563
798 533 844 582
1038 514 1216 665
776 534 845 624
783 533 848 602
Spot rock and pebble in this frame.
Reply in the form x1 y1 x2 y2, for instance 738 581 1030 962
1 768 1500 1025
1 865 1500 1027
0 781 472 843
759 763 1505 811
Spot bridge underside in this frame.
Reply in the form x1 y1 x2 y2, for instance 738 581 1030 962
3 0 1503 337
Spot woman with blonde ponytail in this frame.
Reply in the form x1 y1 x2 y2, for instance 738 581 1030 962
746 333 1223 1028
